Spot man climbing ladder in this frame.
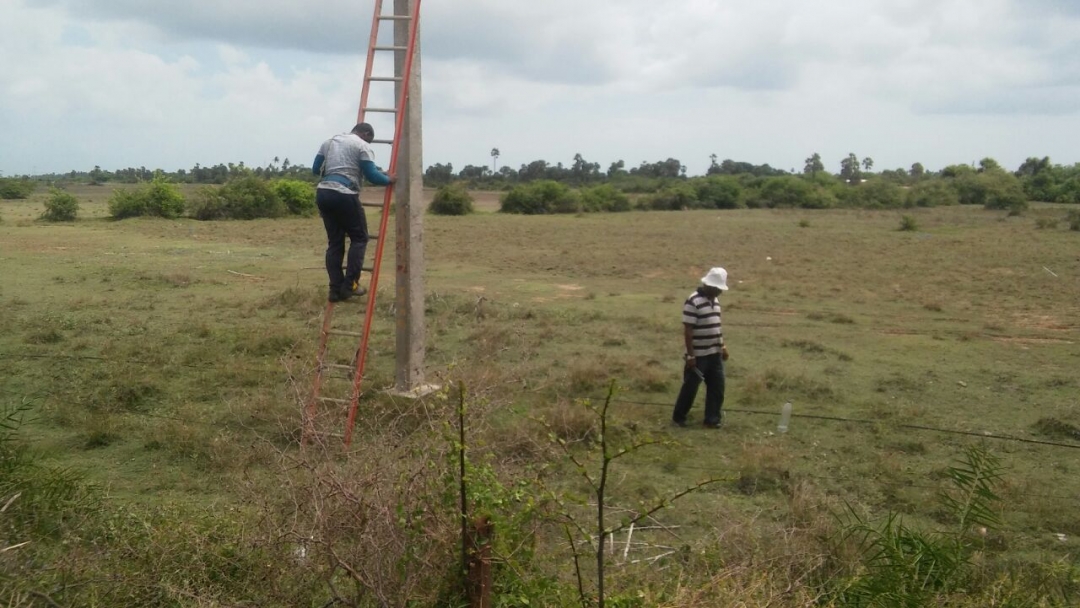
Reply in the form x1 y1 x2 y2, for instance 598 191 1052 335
312 122 394 303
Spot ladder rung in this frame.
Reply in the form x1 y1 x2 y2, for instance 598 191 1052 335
368 76 402 82
377 15 411 20
374 45 409 52
318 397 351 405
361 202 385 208
327 330 362 338
371 139 394 145
323 364 354 371
363 107 398 113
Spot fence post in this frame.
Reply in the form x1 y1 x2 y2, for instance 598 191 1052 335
465 515 493 608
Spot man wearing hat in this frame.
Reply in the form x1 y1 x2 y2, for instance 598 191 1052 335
672 267 729 429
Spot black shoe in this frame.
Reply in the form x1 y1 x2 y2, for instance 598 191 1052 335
672 419 687 428
328 286 344 303
703 421 721 429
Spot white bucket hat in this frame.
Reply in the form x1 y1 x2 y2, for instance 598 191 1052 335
701 267 729 291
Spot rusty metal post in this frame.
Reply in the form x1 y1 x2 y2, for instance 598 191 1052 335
465 516 494 608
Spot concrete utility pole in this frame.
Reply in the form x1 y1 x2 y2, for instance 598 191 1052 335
392 0 432 395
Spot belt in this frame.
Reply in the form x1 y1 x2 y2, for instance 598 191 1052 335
322 174 358 190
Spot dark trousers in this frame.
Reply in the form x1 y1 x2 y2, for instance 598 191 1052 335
672 353 725 426
316 188 368 290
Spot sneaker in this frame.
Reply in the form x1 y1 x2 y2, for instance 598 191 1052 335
671 419 687 428
328 286 344 303
337 283 368 302
703 421 721 429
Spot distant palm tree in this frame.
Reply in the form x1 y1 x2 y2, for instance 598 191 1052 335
491 148 500 173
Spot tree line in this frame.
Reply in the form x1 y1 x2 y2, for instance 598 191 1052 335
3 153 1079 209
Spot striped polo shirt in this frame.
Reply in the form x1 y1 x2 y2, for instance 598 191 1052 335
683 289 724 357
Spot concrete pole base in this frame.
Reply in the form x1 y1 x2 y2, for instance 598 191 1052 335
386 383 441 399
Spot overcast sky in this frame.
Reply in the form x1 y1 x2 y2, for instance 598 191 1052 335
1 0 1078 177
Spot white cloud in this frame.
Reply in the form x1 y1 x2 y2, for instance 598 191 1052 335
1 0 1079 176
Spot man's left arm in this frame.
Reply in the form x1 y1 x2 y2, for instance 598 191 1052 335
360 160 392 186
719 306 729 361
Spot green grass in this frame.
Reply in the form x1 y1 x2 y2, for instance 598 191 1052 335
2 190 1079 605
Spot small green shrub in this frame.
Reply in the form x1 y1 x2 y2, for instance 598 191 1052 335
500 180 580 214
41 189 79 222
271 179 316 216
190 177 285 220
108 177 185 219
898 215 919 231
429 182 475 215
798 219 811 228
1034 218 1058 230
0 177 37 199
579 184 630 212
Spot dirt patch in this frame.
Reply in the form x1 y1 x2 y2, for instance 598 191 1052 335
991 336 1075 345
1011 313 1078 332
879 328 925 336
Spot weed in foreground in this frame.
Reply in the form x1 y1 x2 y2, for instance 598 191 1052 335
898 214 919 231
822 445 1018 606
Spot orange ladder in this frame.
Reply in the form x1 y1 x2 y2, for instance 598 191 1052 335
305 0 423 447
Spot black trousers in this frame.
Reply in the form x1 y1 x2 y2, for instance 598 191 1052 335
672 353 725 426
316 188 368 290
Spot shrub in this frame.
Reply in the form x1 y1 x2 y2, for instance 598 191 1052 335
500 180 580 214
847 179 905 208
749 176 835 209
643 182 699 210
108 177 185 219
950 172 1027 212
905 180 959 208
579 184 630 212
981 173 1028 212
1035 218 1059 230
1055 177 1080 204
190 177 285 220
693 175 743 209
429 183 475 215
41 189 79 222
0 178 37 199
271 179 316 216
898 215 919 231
1068 209 1080 231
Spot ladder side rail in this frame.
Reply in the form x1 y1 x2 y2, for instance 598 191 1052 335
344 0 423 447
356 0 386 125
304 303 337 445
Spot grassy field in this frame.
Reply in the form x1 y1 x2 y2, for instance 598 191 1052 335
2 184 1079 605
